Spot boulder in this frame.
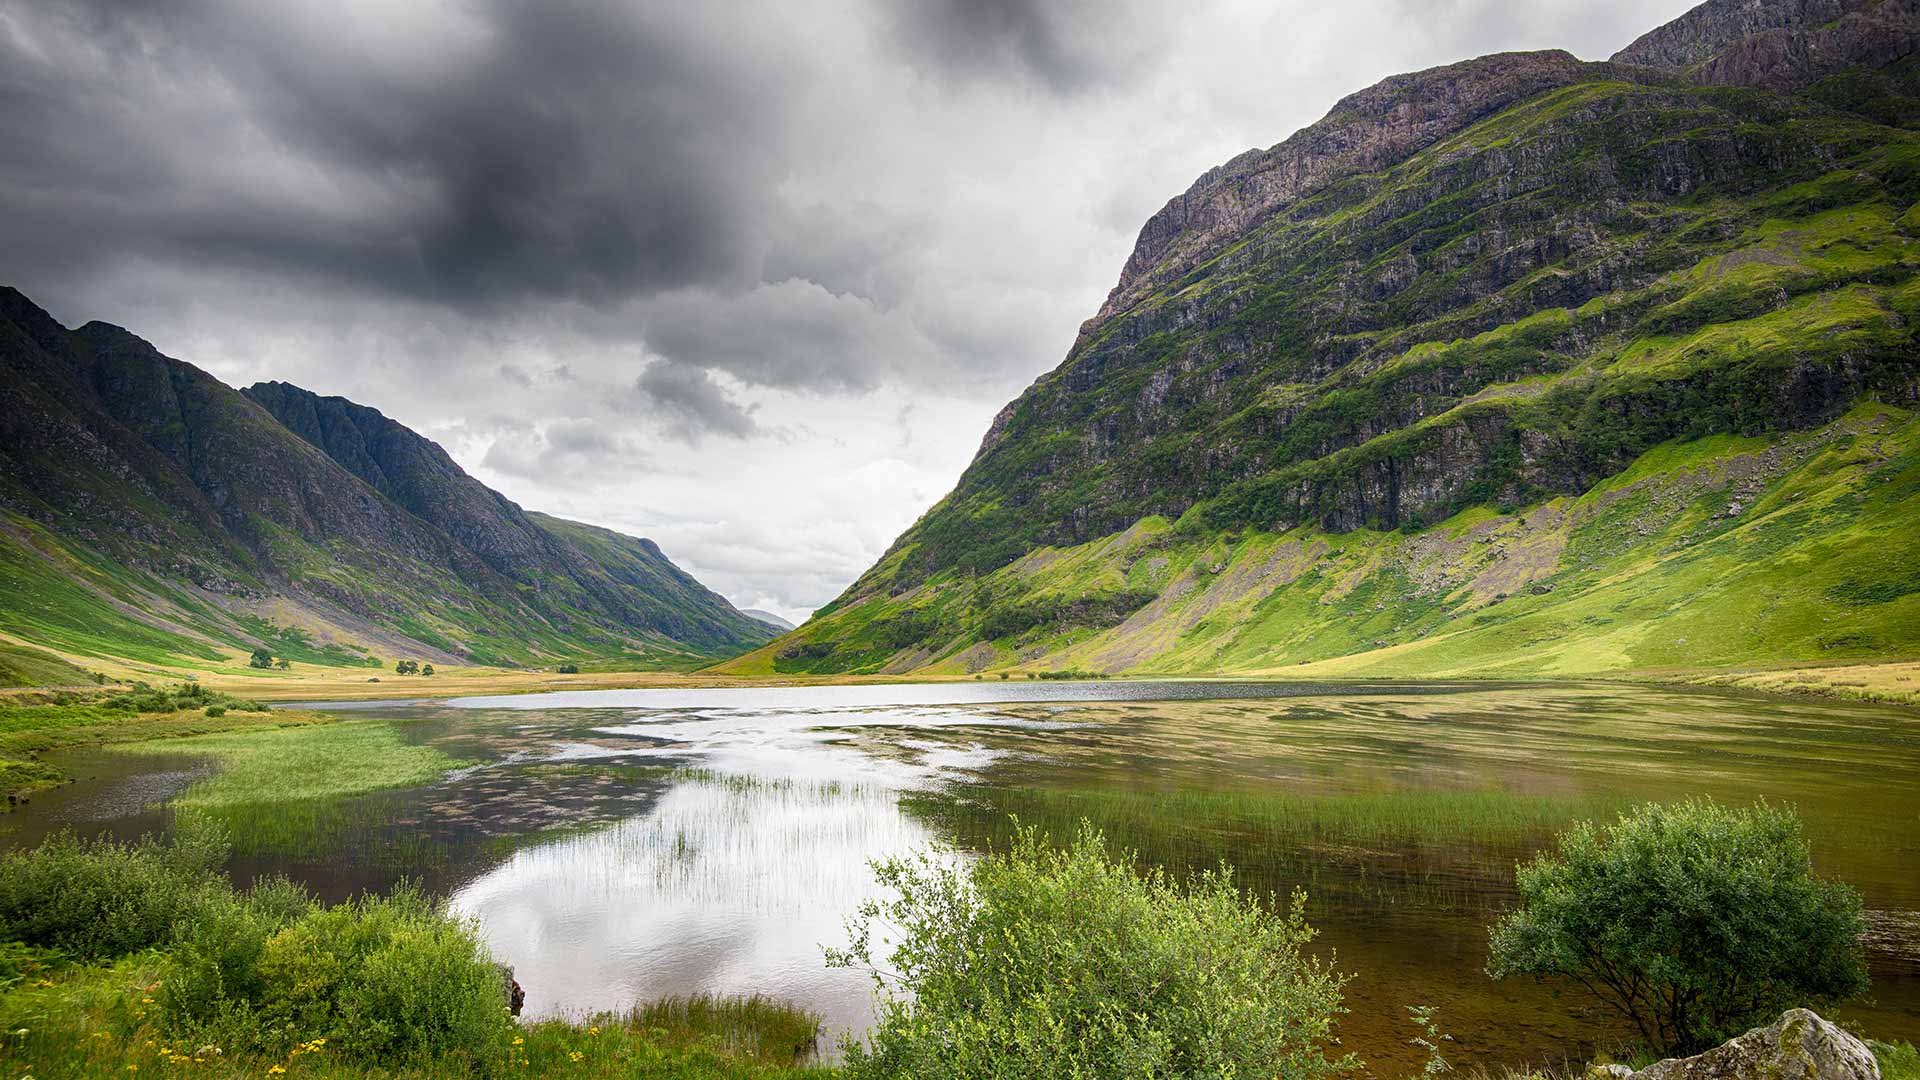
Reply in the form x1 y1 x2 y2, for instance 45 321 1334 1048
1630 1010 1879 1080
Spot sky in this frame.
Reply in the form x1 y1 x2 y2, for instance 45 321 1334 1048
0 0 1695 624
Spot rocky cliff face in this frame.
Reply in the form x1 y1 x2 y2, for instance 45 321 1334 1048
734 0 1920 678
1612 0 1919 93
0 293 772 667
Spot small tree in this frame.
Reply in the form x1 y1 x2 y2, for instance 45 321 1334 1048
394 659 419 675
556 662 579 674
1488 799 1866 1055
274 657 291 670
420 664 434 676
248 647 274 670
827 822 1351 1080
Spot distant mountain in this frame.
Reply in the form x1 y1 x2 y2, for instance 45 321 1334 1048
741 609 797 632
724 0 1920 678
0 288 773 671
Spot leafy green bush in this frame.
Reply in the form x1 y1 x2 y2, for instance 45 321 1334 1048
205 704 227 717
0 829 227 959
1488 799 1867 1055
164 885 513 1061
827 822 1350 1080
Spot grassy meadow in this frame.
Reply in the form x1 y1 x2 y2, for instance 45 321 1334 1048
0 684 331 801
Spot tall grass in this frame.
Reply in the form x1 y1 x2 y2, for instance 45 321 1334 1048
909 783 1641 913
115 720 471 856
0 683 325 799
917 783 1638 852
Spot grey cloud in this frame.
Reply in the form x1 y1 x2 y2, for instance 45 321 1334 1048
635 361 760 444
1 0 795 309
882 0 1168 93
636 280 936 394
479 417 651 484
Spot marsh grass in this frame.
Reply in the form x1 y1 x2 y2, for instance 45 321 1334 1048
909 783 1642 912
0 684 327 799
626 995 823 1062
110 720 472 856
917 782 1638 851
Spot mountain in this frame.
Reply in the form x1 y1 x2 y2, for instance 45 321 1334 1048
723 0 1920 679
741 609 798 632
0 289 773 672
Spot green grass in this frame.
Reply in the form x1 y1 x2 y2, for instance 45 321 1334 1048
0 684 326 800
1873 1040 1920 1080
919 784 1641 852
114 720 472 856
0 958 833 1080
0 830 829 1080
727 404 1920 680
0 642 98 688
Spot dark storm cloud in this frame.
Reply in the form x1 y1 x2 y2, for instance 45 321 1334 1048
0 0 792 309
882 0 1159 92
634 361 760 444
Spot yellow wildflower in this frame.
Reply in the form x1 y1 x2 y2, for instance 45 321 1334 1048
587 1026 600 1037
511 1037 524 1046
568 1051 583 1062
268 1067 286 1076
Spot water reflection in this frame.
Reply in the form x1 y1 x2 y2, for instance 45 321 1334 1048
452 775 932 1042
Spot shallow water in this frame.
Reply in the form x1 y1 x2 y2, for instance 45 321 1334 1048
4 679 1915 1070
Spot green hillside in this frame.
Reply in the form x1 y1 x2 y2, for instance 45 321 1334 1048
0 290 772 679
724 13 1920 679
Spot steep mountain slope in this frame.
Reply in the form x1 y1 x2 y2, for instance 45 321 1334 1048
0 290 771 672
243 382 770 651
726 0 1920 678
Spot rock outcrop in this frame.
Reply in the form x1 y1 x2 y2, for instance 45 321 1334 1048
1625 1010 1880 1080
1612 0 1920 94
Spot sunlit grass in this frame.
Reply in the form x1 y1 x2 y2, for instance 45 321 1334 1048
0 955 833 1080
113 720 471 856
0 685 330 800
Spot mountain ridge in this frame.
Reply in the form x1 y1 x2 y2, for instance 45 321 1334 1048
0 289 771 672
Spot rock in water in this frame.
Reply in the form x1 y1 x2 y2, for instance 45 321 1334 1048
1631 1010 1879 1080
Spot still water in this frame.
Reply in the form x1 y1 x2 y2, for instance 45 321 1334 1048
6 680 1916 1070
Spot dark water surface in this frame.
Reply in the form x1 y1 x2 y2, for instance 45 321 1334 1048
4 679 1915 1070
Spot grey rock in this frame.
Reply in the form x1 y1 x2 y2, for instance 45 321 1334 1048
1630 1009 1879 1080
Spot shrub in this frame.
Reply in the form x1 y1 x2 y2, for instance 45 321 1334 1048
0 829 227 959
1488 799 1867 1055
557 662 580 674
205 704 227 717
165 885 513 1061
827 822 1351 1080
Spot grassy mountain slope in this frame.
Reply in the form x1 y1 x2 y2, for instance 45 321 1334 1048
724 1 1920 679
244 381 772 652
0 290 770 677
